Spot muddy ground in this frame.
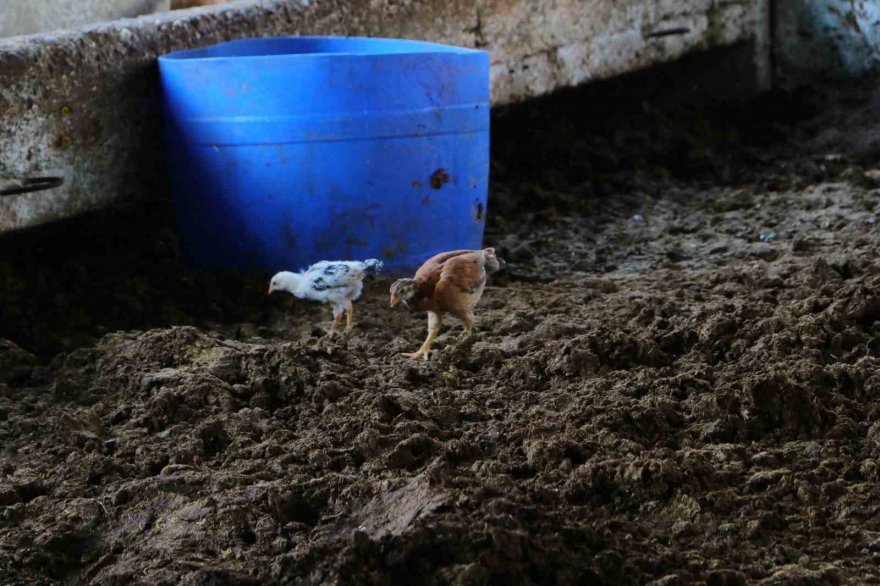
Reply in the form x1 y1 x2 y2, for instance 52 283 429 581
3 57 880 584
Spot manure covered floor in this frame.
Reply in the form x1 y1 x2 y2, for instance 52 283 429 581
2 60 880 584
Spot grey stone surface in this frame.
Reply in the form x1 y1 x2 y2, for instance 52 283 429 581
0 0 170 38
0 0 761 233
775 0 880 86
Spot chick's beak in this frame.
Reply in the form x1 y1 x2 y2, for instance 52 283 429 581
389 293 399 308
268 285 275 295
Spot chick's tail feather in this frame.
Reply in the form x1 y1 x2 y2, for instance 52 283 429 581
363 258 384 274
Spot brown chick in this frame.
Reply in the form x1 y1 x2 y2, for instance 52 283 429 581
389 248 504 360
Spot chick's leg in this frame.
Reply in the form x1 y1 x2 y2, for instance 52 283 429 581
458 312 475 339
406 312 442 361
328 306 343 337
344 300 354 334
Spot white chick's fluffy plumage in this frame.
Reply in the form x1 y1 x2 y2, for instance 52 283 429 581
269 259 383 334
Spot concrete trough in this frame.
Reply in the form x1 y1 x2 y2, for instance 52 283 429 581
0 0 767 234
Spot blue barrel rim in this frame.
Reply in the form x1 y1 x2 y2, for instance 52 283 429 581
159 36 488 63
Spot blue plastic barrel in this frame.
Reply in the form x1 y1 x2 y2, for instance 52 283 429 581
158 37 490 273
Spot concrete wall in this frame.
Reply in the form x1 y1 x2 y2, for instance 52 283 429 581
0 0 169 38
0 0 763 234
775 0 880 86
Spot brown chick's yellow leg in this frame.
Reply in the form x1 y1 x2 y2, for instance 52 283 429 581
344 300 354 334
459 312 475 340
406 312 442 361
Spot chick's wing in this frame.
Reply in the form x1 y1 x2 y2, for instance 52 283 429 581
306 261 359 291
438 252 487 291
433 252 488 311
410 250 476 301
414 250 476 281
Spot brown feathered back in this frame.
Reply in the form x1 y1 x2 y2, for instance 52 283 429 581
409 248 499 315
413 250 476 281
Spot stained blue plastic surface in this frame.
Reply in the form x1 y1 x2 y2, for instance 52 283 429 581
158 37 490 273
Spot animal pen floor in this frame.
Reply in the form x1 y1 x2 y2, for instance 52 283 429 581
2 58 880 585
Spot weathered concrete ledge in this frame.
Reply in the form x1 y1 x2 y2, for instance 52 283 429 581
0 0 170 38
0 0 761 233
775 0 880 87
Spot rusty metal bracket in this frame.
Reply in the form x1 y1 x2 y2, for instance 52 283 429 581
644 27 691 39
0 177 64 197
